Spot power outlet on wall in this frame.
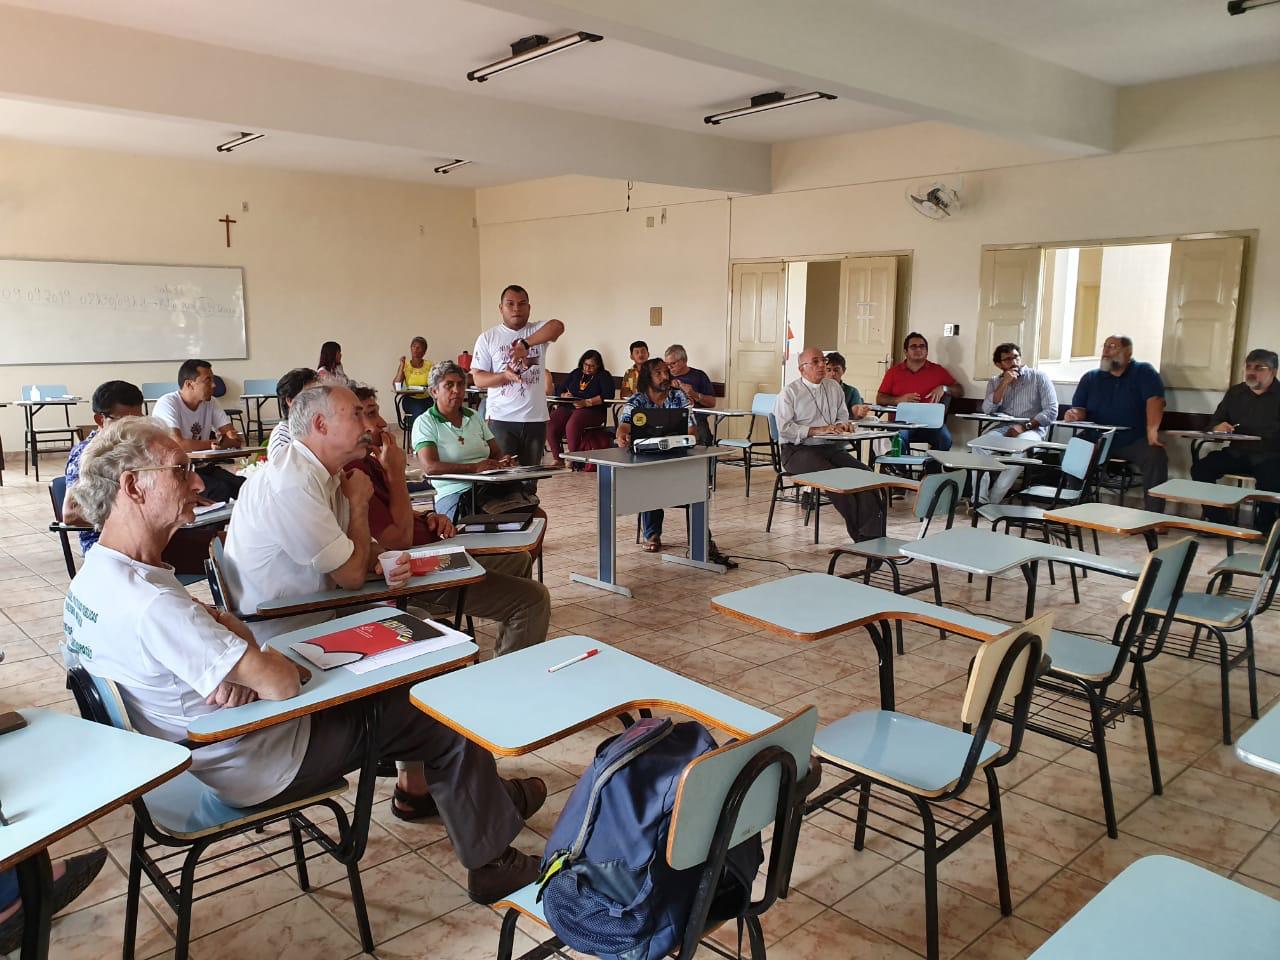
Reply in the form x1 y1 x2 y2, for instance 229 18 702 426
943 323 960 336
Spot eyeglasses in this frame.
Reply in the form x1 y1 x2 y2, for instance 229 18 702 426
131 462 197 477
906 343 928 350
998 354 1020 364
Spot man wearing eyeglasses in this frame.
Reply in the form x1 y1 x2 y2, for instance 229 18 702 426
876 332 963 451
979 343 1059 501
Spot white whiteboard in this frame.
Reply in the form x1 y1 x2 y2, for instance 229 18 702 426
0 259 247 365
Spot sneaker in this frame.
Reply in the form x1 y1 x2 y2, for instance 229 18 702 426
503 776 548 820
467 846 541 904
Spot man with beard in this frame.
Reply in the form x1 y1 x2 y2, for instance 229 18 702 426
1064 334 1167 509
1190 349 1280 530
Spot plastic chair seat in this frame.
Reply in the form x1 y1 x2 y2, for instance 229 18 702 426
814 710 1002 797
718 438 752 449
1045 629 1121 682
1157 591 1252 628
143 770 348 840
977 504 1046 523
836 536 907 560
1209 552 1264 578
876 455 928 468
1020 484 1083 501
495 882 548 928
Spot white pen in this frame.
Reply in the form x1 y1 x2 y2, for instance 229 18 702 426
547 648 600 673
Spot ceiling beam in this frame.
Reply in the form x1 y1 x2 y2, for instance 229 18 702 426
470 0 1118 155
0 5 771 193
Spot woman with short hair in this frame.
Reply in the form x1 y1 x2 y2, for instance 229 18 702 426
392 336 434 425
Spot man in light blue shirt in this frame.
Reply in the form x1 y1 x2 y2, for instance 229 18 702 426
980 343 1059 502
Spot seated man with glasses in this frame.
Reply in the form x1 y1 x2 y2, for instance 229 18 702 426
64 416 545 904
876 331 962 451
979 342 1059 502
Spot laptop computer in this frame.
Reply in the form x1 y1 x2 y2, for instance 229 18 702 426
630 407 696 454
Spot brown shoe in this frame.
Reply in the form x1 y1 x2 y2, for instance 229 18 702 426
503 776 547 820
467 846 541 904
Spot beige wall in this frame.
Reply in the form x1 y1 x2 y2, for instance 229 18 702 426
0 138 478 455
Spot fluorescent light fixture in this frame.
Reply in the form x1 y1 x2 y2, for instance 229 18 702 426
216 132 265 153
433 159 471 175
1228 0 1279 12
467 31 603 82
704 90 837 126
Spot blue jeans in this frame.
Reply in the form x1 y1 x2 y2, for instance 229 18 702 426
901 424 952 452
0 868 17 910
402 395 432 429
434 489 466 521
640 509 664 541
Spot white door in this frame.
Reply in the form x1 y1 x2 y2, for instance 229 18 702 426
837 256 898 401
975 247 1043 373
1160 237 1246 390
727 261 786 439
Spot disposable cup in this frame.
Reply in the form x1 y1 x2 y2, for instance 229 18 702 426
378 550 410 586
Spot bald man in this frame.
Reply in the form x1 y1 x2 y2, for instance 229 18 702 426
772 347 882 540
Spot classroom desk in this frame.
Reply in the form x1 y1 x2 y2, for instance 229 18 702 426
967 432 1066 455
238 393 277 443
409 635 776 756
1028 855 1280 959
562 445 730 597
0 709 190 960
448 517 545 555
1165 429 1261 466
790 467 918 541
428 467 561 485
15 397 80 482
711 573 1006 709
249 551 487 620
899 527 1141 617
956 412 1033 434
926 450 1014 509
1044 501 1263 551
187 445 267 464
1151 478 1280 528
1235 701 1280 776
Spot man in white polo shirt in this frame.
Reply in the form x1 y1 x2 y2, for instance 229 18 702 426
153 358 244 501
63 417 543 902
471 284 565 469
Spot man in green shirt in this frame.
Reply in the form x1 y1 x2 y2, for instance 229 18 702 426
825 352 866 416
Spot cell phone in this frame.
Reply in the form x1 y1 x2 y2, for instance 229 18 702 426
0 711 28 736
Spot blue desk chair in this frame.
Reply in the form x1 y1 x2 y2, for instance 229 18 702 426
209 374 247 437
873 401 946 479
140 382 177 413
827 471 964 652
20 383 80 480
1151 518 1280 743
716 392 777 497
809 616 1048 960
764 413 829 542
494 707 818 960
65 665 375 960
1010 538 1197 837
48 475 91 578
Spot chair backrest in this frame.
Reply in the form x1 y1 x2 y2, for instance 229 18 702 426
1060 436 1097 483
141 382 177 401
243 378 279 395
21 383 70 400
211 375 228 399
1243 518 1280 618
1124 537 1198 664
896 401 945 429
50 475 67 521
207 535 235 611
65 662 134 732
750 392 777 417
913 470 964 528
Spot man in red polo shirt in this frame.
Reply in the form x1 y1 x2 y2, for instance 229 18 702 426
876 331 963 451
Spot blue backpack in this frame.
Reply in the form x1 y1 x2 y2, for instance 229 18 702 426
536 717 763 960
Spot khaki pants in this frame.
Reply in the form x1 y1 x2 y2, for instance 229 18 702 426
417 552 551 657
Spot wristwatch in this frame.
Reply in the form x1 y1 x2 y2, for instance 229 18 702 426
515 337 529 350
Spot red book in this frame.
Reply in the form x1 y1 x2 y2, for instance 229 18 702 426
292 615 443 670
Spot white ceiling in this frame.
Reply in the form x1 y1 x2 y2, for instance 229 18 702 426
0 0 1275 188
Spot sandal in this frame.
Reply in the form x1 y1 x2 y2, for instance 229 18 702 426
642 537 662 553
391 786 439 821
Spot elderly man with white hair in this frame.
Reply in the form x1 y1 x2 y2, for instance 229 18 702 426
61 415 544 904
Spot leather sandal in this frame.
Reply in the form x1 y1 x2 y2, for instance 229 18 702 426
643 537 662 553
390 786 439 821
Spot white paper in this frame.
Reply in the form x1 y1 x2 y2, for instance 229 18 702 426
193 500 227 515
343 620 472 674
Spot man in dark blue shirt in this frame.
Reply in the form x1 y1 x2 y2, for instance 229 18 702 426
1064 334 1168 509
664 344 717 447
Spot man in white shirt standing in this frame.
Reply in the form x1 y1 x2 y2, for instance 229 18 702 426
471 285 565 469
773 347 882 541
153 359 244 501
63 417 544 903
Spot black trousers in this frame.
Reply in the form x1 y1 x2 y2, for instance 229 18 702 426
1191 447 1280 531
196 465 244 502
489 420 547 467
780 443 883 541
1110 437 1168 510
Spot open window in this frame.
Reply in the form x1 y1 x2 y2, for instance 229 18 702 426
976 235 1247 388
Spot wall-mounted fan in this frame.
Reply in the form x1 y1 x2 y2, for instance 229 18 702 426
907 182 961 219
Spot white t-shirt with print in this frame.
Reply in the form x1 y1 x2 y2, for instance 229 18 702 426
472 320 550 423
62 545 309 808
153 391 230 443
223 440 353 641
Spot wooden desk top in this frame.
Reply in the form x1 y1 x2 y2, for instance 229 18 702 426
443 517 545 555
899 527 1142 579
1152 479 1280 509
1044 502 1263 542
790 468 919 495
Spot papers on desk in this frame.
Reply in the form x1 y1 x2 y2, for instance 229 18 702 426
192 500 226 516
477 464 550 476
406 544 470 574
291 612 470 674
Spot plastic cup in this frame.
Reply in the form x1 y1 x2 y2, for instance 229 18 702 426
378 550 410 586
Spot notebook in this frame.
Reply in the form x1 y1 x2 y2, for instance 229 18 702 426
290 612 470 674
455 510 534 533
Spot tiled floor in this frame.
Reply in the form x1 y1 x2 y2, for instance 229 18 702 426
3 454 1279 959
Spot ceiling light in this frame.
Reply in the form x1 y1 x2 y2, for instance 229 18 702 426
216 132 265 153
467 31 603 82
1227 0 1280 13
433 159 471 175
703 91 837 126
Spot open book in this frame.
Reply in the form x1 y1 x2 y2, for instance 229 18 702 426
290 612 471 674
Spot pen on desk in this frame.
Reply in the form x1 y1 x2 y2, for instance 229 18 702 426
547 648 599 673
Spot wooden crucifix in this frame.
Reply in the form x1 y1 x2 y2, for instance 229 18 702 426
219 214 237 248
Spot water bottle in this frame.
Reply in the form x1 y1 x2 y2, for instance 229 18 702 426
890 433 902 456
30 385 40 402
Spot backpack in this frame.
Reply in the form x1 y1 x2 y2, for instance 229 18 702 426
536 717 764 960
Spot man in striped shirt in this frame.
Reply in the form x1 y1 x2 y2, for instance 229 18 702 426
980 342 1058 501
